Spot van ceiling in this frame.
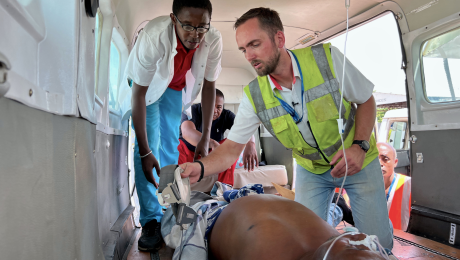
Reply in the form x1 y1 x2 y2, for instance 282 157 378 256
114 0 460 73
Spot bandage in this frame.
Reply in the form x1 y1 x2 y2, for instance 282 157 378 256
348 234 379 251
323 229 390 260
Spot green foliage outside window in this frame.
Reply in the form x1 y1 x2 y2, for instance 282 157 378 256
377 108 395 123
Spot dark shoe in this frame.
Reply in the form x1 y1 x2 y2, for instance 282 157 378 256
333 193 355 226
138 220 163 251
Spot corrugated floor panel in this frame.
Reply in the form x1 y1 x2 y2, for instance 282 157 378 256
393 229 460 260
337 223 460 260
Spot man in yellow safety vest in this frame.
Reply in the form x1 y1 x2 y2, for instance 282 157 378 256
180 7 393 249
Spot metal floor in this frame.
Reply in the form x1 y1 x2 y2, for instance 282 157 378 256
336 223 460 260
126 229 173 260
126 226 460 260
391 229 460 260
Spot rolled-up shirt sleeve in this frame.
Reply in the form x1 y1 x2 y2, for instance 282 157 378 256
331 46 374 104
227 92 261 144
204 32 223 82
125 31 159 86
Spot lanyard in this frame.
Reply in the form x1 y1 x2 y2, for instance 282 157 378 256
386 175 397 201
272 50 304 124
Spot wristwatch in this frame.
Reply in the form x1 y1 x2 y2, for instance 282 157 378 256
353 140 370 153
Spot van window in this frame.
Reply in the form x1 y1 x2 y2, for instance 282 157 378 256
421 26 460 103
329 13 406 100
109 41 120 110
94 9 103 94
387 121 407 150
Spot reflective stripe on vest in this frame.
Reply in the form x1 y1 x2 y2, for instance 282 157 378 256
248 44 356 160
308 45 346 119
387 173 412 231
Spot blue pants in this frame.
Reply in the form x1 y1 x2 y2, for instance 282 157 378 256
133 88 182 227
295 158 394 250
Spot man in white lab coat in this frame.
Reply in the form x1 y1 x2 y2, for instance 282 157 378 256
121 0 222 251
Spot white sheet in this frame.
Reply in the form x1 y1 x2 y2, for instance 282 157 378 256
233 165 288 189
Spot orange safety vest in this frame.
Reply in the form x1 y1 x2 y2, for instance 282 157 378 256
334 188 350 207
387 173 412 231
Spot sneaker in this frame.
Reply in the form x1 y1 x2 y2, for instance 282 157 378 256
332 193 355 226
138 220 163 251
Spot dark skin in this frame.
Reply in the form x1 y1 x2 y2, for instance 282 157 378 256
132 7 215 187
181 96 227 150
181 96 259 170
377 142 398 196
208 195 386 260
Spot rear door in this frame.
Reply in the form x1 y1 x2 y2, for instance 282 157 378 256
404 8 460 247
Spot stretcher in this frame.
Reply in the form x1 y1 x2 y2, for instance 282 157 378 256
126 222 460 260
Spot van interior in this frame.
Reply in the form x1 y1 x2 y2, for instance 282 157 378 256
1 0 460 259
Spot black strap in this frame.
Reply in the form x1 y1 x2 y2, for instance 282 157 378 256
195 160 204 182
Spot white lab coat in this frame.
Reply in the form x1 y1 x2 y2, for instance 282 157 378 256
118 16 223 121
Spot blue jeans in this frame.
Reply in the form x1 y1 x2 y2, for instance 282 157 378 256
133 88 182 227
295 158 394 250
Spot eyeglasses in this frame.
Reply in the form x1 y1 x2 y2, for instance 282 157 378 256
379 155 391 163
174 14 210 34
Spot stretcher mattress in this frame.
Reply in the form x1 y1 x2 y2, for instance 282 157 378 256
190 165 288 193
233 165 288 189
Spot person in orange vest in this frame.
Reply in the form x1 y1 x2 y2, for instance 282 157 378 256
378 142 411 231
331 142 411 231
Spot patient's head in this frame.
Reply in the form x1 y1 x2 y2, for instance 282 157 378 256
312 233 388 260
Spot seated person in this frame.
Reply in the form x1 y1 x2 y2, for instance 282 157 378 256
332 142 411 231
378 142 411 231
178 88 257 186
208 195 392 260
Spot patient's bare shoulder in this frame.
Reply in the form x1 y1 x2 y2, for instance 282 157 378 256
208 194 338 260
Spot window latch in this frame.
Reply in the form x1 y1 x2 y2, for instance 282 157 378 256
0 52 11 98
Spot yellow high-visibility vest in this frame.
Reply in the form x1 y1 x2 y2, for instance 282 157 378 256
244 43 378 174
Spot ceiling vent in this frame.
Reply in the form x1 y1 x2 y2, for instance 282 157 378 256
298 32 320 45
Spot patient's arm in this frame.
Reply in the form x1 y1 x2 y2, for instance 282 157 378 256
243 136 258 171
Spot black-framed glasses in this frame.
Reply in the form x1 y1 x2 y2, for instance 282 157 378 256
174 14 210 33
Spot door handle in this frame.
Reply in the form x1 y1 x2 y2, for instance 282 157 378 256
0 52 11 98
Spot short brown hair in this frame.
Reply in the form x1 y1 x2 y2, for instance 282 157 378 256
234 7 284 38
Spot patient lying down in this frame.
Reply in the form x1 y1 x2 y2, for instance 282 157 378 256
208 195 388 260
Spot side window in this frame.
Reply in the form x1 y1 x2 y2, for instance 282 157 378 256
94 9 103 94
421 26 460 103
109 41 120 110
387 121 407 150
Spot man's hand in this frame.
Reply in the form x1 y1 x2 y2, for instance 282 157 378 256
330 145 366 178
209 139 220 151
243 141 258 171
179 162 202 184
195 138 209 160
141 153 160 188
